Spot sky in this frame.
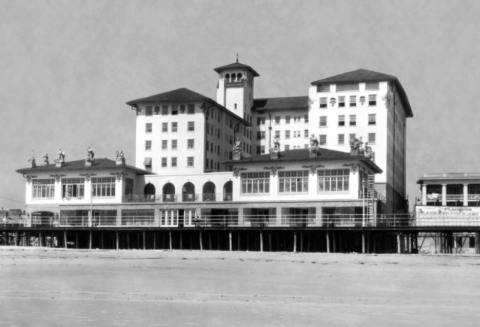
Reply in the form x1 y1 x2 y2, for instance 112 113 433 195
1 0 480 209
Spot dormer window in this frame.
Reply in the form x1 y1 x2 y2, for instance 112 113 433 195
145 106 153 116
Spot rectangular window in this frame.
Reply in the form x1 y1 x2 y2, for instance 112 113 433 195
275 130 280 138
172 122 177 132
188 121 194 131
162 105 168 115
368 114 376 125
338 115 345 126
349 115 356 126
339 96 345 107
162 140 167 150
350 133 356 141
319 135 327 146
145 123 152 133
145 140 152 151
320 116 327 127
279 171 309 193
317 85 330 93
171 157 177 167
304 115 309 123
172 140 177 150
338 134 345 145
187 104 195 114
145 106 153 116
256 146 261 155
320 97 327 108
125 178 134 196
285 130 290 139
286 116 291 124
161 157 167 167
304 130 309 138
368 133 376 144
32 179 55 199
368 95 377 106
318 169 350 192
187 139 194 149
350 95 356 107
366 82 379 90
336 83 359 92
285 145 290 151
187 157 194 167
257 117 265 125
171 105 178 115
275 116 280 124
241 172 270 194
162 122 168 133
92 177 116 198
261 145 265 154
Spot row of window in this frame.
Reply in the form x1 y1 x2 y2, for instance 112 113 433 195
318 95 377 108
145 121 195 134
317 82 380 93
257 115 309 125
145 104 195 116
145 157 195 169
319 114 376 127
240 169 350 194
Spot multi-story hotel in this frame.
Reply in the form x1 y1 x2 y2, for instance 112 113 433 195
16 59 413 228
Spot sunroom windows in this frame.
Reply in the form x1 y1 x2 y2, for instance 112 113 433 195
61 178 85 199
318 169 349 192
32 179 55 199
92 177 116 198
241 172 270 194
279 171 309 193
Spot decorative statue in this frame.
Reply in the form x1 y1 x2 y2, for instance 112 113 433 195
350 137 364 151
364 142 374 160
233 136 241 155
358 137 364 155
54 148 65 163
115 150 124 159
273 137 280 150
43 153 49 165
86 146 95 162
310 134 319 148
27 150 35 163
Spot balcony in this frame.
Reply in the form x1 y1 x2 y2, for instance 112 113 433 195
124 193 233 203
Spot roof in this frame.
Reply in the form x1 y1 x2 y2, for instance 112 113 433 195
224 148 382 173
213 61 260 77
253 96 309 111
126 88 250 126
16 158 153 175
311 69 413 118
417 173 480 184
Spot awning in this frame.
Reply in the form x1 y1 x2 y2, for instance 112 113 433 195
143 158 152 166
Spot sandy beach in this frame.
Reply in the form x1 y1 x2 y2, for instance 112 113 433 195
0 248 479 326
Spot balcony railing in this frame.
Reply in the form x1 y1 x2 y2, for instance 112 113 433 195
124 193 233 203
426 194 480 201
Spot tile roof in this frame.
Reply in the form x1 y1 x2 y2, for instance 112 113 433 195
253 96 309 111
16 158 153 175
213 62 260 77
224 148 382 173
311 69 413 118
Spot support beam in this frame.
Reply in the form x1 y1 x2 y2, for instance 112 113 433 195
89 231 92 250
51 231 54 248
39 231 43 247
268 233 272 252
293 232 297 253
300 232 303 253
332 232 336 253
101 232 104 250
475 231 480 255
229 232 232 252
180 232 183 250
76 231 78 249
169 231 172 250
64 231 67 249
153 231 156 250
397 233 401 254
14 231 18 246
209 232 212 250
326 231 330 253
238 232 241 251
362 231 366 254
116 231 119 250
143 231 146 250
199 231 203 251
259 231 263 252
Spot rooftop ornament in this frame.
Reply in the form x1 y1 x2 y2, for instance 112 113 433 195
115 150 125 166
27 150 36 168
54 148 66 167
43 153 49 166
85 147 95 166
350 137 364 156
309 134 320 157
232 136 242 160
270 137 280 159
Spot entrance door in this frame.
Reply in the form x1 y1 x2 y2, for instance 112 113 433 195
178 209 184 228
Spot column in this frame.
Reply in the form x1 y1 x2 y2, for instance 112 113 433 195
463 184 469 207
422 184 428 205
441 184 447 206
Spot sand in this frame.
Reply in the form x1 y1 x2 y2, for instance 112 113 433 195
0 247 479 326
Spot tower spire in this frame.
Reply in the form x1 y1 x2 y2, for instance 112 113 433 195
236 53 238 63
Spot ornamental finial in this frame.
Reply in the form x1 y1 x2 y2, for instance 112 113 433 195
236 53 238 63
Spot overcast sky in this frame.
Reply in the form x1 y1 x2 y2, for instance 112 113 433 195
1 0 479 209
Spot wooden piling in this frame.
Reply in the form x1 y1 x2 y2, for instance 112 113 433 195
326 231 330 253
362 231 366 254
199 231 203 251
64 231 67 248
397 233 401 254
116 231 119 250
75 231 78 249
39 231 43 247
89 231 92 249
293 232 297 253
169 231 172 250
475 231 480 254
268 233 272 252
143 231 146 250
180 232 183 250
209 232 212 250
229 232 232 251
237 232 241 251
260 231 263 252
300 232 303 253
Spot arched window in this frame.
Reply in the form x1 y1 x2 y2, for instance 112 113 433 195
223 181 233 201
225 74 230 82
232 73 237 82
144 183 156 202
162 183 175 202
237 73 242 81
182 182 195 202
202 181 216 201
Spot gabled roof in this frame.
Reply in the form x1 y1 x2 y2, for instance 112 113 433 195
311 69 413 118
213 61 260 77
126 88 250 126
224 148 382 173
253 96 309 111
16 158 153 175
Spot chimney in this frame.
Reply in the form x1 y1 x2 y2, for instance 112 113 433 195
270 148 279 159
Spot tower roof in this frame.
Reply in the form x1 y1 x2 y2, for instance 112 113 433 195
214 61 260 77
311 69 413 118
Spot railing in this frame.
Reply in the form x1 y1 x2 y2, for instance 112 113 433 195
358 190 386 202
426 194 480 201
124 193 233 203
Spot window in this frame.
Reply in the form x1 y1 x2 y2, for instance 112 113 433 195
368 114 376 125
285 145 290 151
162 122 168 133
260 145 265 154
320 116 327 127
257 117 265 125
339 96 345 107
368 95 377 106
317 85 330 93
162 140 167 150
241 172 270 194
145 140 152 151
338 134 345 145
275 130 280 138
338 115 345 126
285 130 290 139
318 169 349 192
350 96 356 107
145 106 153 116
366 82 379 90
275 116 280 124
349 134 356 142
304 130 309 138
145 123 152 133
188 121 194 131
171 105 178 115
336 83 359 92
154 106 160 115
187 104 195 114
92 177 116 198
180 105 185 114
229 119 233 129
304 115 309 123
257 131 265 140
206 141 209 151
144 157 152 170
187 157 194 167
319 135 327 146
161 157 167 167
32 179 55 199
368 133 376 144
162 106 168 115
172 122 178 132
170 157 177 167
172 140 177 150
320 97 327 108
286 116 291 124
125 178 134 196
256 146 261 155
279 171 309 193
349 115 356 126
187 139 194 149
234 103 237 109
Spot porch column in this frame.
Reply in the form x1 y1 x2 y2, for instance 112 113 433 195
421 184 427 205
463 184 469 207
441 184 447 206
